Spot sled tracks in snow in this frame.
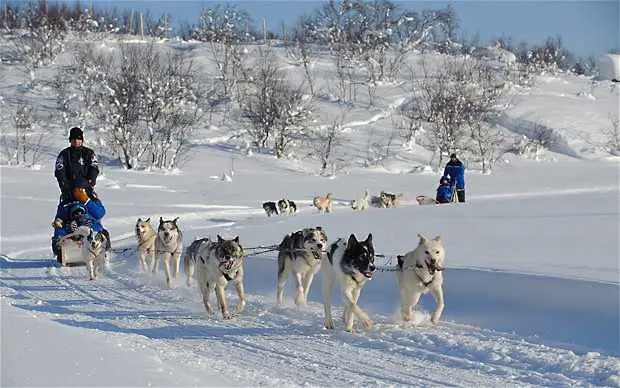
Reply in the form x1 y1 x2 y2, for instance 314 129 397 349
0 250 618 387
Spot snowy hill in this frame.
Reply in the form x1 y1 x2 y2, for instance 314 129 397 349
1 36 619 387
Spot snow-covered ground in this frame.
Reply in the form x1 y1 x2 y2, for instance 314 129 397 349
1 38 619 387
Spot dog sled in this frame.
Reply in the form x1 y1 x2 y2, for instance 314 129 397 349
58 234 87 266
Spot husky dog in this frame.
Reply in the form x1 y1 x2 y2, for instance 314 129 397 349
396 233 445 324
277 199 297 215
60 226 107 280
183 237 210 286
380 191 403 208
135 218 157 273
323 233 376 332
416 195 439 206
262 201 279 217
313 193 333 213
84 229 108 280
277 227 328 306
154 217 183 288
195 235 246 319
351 190 370 211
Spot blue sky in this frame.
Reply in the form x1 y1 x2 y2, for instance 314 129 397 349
88 1 618 57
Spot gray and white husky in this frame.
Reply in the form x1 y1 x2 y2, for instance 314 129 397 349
323 233 376 332
396 233 445 324
154 217 183 288
276 227 328 306
195 235 246 319
183 237 210 286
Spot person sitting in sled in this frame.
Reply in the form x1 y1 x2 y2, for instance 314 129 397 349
51 180 110 262
435 176 453 204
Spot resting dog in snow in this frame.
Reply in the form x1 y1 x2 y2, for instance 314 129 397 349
135 218 157 273
183 237 210 286
415 195 439 206
323 233 376 332
277 227 328 306
350 190 370 211
313 193 333 213
262 201 279 217
396 233 445 324
380 191 403 208
277 199 297 215
60 225 107 280
154 217 183 288
195 235 246 319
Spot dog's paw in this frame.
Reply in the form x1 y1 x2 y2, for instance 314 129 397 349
361 319 373 329
324 319 335 330
430 315 441 325
236 301 246 313
222 312 232 320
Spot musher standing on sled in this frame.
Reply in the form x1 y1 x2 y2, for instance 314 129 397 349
443 153 466 203
51 127 110 262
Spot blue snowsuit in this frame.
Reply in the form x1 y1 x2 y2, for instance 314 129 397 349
436 182 453 204
51 198 108 256
443 157 465 203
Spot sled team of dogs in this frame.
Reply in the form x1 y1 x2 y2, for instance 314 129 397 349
261 190 403 216
67 203 444 331
130 216 447 331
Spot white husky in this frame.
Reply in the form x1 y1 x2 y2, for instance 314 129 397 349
135 218 156 273
396 233 445 324
350 190 369 211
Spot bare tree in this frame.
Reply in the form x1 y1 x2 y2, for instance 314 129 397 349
192 5 253 100
392 101 423 148
405 56 508 168
365 127 398 167
521 122 560 160
8 6 67 83
285 18 317 95
1 103 46 166
240 49 312 158
602 114 620 155
68 43 206 169
306 109 348 175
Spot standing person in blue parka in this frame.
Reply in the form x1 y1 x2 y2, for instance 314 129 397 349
435 176 453 204
443 153 466 203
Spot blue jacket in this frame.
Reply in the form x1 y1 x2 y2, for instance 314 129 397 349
443 159 465 189
436 184 453 203
53 198 106 239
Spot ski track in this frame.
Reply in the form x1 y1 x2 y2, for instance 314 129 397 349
1 186 619 386
1 248 618 387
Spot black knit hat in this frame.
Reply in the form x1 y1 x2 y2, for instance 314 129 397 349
69 127 84 140
450 153 457 159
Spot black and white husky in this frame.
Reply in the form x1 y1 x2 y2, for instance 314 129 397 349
195 235 246 319
276 227 328 306
322 233 376 332
60 225 107 280
262 201 279 217
154 217 183 288
277 199 297 215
